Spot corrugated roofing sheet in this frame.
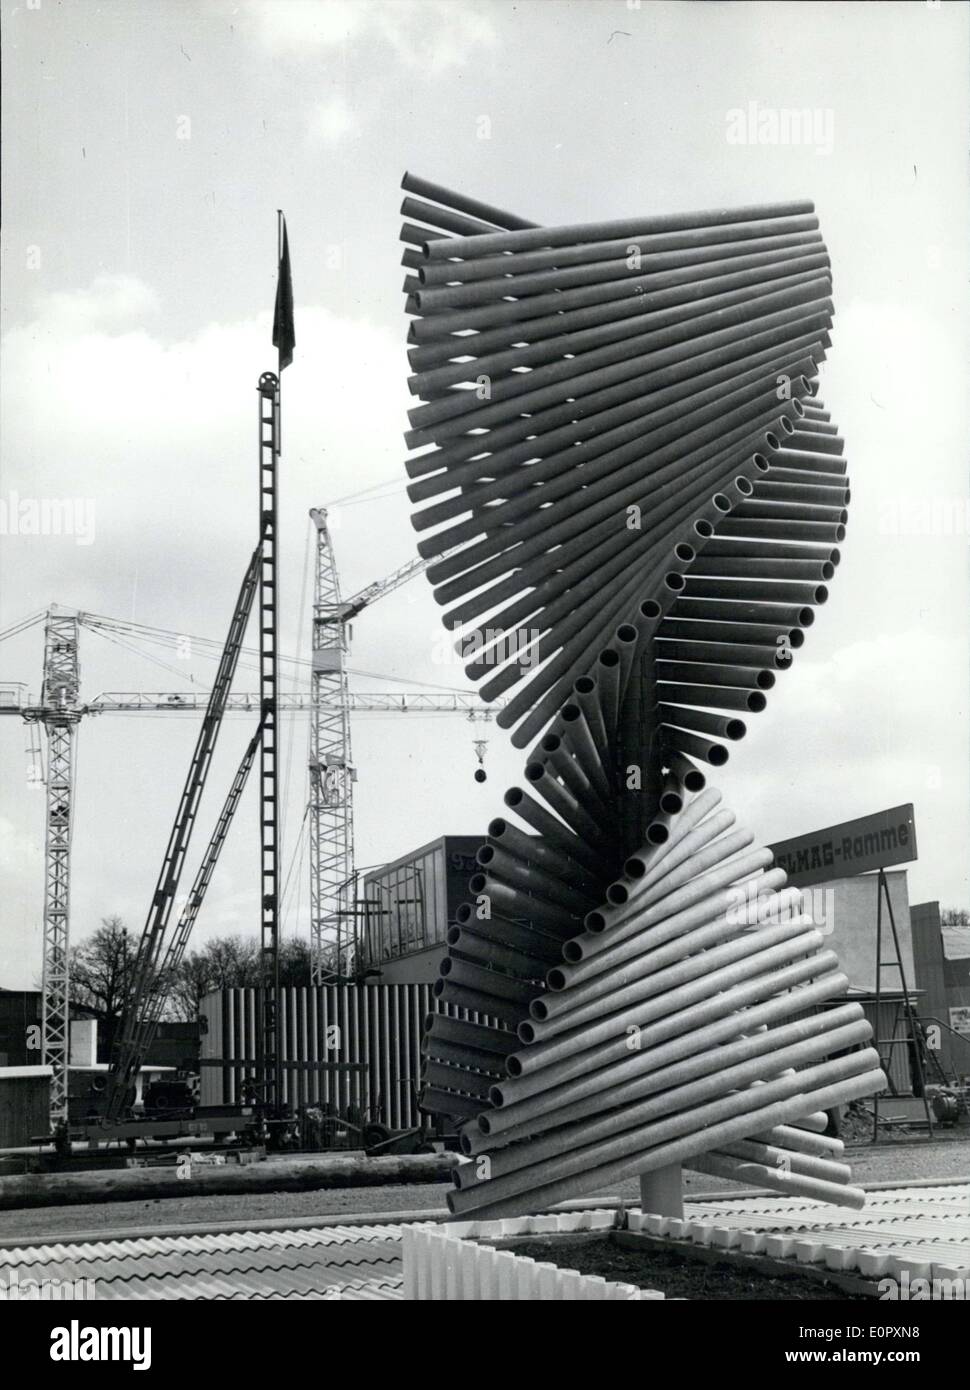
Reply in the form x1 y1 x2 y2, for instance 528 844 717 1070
0 1221 413 1300
644 1183 970 1279
3 1184 965 1298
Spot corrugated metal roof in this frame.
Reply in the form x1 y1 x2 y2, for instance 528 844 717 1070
0 1222 411 1300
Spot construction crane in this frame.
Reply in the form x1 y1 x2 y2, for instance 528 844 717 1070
85 691 494 713
33 610 82 1126
307 506 446 983
0 606 497 1126
0 580 263 1132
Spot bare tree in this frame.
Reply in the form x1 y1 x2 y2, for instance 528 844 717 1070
164 935 262 1021
69 916 137 1057
70 925 336 1033
941 907 970 926
163 936 321 1019
279 938 313 985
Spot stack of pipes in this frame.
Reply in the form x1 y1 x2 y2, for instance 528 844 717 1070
398 174 884 1220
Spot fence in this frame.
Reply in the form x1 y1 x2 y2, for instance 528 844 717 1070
199 986 490 1130
402 1215 664 1300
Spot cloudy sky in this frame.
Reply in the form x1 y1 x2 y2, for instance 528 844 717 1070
1 0 967 989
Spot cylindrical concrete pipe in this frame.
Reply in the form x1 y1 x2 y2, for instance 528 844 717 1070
456 1015 872 1184
717 1137 852 1184
577 853 782 957
499 929 827 1097
399 177 882 1218
423 1013 520 1058
450 904 565 962
447 1051 880 1217
417 216 820 286
422 198 816 261
543 905 808 1031
459 974 853 1155
687 1151 864 1208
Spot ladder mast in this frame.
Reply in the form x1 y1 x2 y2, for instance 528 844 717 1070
258 372 282 1110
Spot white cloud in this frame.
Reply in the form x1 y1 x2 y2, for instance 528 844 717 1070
825 296 965 460
726 628 970 907
248 0 364 50
2 280 405 496
246 0 496 71
308 93 359 144
32 274 161 336
0 813 42 876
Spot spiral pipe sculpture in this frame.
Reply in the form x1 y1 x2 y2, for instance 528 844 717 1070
400 172 886 1221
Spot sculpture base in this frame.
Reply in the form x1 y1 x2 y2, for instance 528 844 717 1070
639 1163 684 1220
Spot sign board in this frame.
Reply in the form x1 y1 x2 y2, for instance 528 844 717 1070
768 804 917 888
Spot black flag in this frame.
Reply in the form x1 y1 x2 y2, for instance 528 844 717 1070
273 215 295 371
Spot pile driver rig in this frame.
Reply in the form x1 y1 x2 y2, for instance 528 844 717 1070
102 368 283 1145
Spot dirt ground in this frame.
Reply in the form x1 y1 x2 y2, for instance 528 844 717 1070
502 1235 875 1300
1 1136 967 1245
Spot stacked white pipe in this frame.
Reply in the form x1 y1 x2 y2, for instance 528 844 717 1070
444 787 885 1220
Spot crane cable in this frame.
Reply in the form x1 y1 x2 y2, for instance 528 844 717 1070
280 804 310 926
322 477 408 509
0 609 48 644
81 610 481 695
85 625 205 687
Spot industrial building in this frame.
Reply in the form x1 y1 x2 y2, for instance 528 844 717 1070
361 836 482 984
0 990 42 1068
0 998 197 1148
911 902 970 1078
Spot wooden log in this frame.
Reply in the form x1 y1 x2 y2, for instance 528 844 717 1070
0 1152 458 1211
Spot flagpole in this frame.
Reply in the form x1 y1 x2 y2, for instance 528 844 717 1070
259 210 284 1123
276 211 284 460
276 208 283 386
260 208 294 1123
272 208 282 1115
